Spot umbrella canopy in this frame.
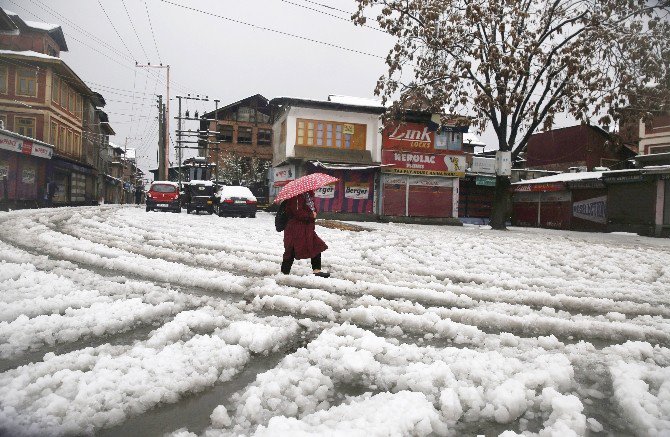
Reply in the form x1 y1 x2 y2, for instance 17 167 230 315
274 173 339 203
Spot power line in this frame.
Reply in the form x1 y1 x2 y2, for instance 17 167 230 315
279 0 387 34
97 0 137 61
158 0 385 59
121 0 150 61
144 0 162 64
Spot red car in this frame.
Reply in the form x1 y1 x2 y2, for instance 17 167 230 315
145 181 181 213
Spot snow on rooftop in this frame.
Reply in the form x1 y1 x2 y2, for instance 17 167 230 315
513 170 604 184
463 132 486 147
327 94 384 108
23 19 59 32
184 179 214 186
0 49 59 61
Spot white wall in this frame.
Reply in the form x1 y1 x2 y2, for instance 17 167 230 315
281 106 383 163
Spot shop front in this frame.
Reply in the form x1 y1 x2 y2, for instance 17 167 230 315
51 155 97 206
0 129 54 209
603 170 658 236
308 161 377 215
380 122 466 220
512 182 571 229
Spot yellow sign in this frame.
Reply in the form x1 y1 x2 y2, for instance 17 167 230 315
343 124 355 135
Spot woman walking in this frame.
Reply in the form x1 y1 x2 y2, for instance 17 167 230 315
281 190 330 277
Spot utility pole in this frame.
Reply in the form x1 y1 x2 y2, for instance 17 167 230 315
137 63 170 181
157 95 165 180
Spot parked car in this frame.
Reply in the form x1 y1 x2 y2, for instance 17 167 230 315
146 181 181 213
214 186 257 217
183 180 215 214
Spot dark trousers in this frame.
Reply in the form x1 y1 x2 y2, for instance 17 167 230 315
281 253 321 274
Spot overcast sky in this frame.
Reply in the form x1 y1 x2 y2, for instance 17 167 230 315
2 0 506 175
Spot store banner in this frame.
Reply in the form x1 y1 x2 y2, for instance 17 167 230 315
514 182 565 192
572 196 607 223
314 184 335 198
381 151 466 176
383 122 434 151
0 132 53 159
344 182 369 199
273 164 295 187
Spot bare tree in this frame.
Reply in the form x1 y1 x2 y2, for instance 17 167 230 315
353 0 670 229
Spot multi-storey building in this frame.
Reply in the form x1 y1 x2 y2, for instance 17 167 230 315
0 7 111 205
200 94 273 199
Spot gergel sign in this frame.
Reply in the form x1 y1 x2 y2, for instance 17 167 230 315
572 196 607 224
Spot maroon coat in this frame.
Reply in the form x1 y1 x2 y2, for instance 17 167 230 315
283 194 328 260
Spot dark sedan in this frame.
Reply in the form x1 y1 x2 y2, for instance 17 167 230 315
214 186 257 218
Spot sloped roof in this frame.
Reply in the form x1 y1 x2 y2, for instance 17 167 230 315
3 8 67 51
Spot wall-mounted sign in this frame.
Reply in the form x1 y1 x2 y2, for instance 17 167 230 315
314 184 335 198
273 164 295 187
514 182 565 192
344 182 369 199
472 157 496 174
382 122 434 151
476 175 496 186
0 132 53 159
381 151 466 177
495 151 512 176
342 124 355 135
22 168 36 184
572 196 607 223
603 174 645 184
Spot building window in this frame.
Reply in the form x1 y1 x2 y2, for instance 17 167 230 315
257 112 270 124
217 124 233 142
237 107 255 123
60 82 67 107
296 119 366 150
16 117 36 138
73 132 81 156
59 125 66 150
50 121 58 145
75 94 82 119
52 75 60 102
68 89 75 113
0 65 7 94
67 129 73 154
0 114 6 129
237 126 252 144
258 128 272 146
16 68 37 97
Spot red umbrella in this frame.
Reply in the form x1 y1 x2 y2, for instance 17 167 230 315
274 173 339 203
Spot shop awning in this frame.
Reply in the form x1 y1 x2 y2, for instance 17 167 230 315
309 160 393 171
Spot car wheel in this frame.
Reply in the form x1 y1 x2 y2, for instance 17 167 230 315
249 213 256 218
218 208 225 217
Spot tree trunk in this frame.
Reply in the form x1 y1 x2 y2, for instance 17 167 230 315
490 176 512 230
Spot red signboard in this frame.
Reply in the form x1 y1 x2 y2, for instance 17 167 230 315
21 140 33 155
382 122 435 151
381 150 466 177
513 182 565 192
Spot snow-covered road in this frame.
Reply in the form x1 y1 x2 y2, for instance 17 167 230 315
0 206 668 436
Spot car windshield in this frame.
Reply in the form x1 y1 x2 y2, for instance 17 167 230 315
151 184 177 193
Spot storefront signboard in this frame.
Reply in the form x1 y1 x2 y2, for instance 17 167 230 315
383 122 434 151
0 132 53 159
314 184 335 198
381 151 466 176
603 174 644 184
273 164 295 187
572 196 607 223
514 182 565 192
472 157 496 174
344 182 370 199
476 175 496 186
